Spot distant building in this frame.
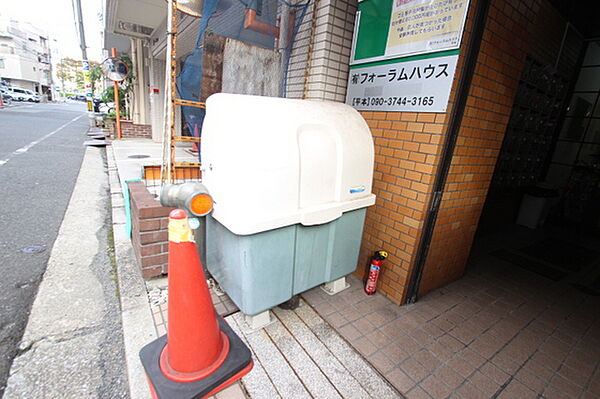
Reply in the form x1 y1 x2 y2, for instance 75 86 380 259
0 15 53 95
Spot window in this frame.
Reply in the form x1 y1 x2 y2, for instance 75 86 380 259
548 40 600 194
0 59 4 69
551 40 600 171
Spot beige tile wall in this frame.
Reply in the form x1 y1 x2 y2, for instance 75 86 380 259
286 0 357 102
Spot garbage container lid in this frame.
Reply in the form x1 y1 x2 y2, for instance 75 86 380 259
201 94 377 235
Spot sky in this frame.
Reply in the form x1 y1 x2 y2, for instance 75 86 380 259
1 0 104 63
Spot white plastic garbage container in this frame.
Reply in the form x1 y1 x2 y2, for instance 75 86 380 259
201 93 376 315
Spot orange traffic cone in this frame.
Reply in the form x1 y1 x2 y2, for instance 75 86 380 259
140 209 253 399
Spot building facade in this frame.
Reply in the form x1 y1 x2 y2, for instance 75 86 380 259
0 15 53 95
104 0 600 305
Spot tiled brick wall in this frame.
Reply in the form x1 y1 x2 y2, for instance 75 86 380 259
354 0 574 303
286 0 356 101
282 0 455 304
355 111 448 304
226 0 574 306
418 0 578 296
114 120 153 139
127 181 174 278
352 4 476 304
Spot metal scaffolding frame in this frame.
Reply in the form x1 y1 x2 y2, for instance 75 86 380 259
160 0 203 186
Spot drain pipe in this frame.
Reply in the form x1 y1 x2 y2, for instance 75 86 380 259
405 0 492 304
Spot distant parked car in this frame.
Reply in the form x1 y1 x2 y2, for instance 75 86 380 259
8 87 25 101
25 89 40 103
69 94 86 102
8 87 37 102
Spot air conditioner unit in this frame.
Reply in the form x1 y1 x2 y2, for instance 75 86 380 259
115 20 154 38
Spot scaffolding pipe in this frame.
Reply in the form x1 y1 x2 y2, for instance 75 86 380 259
111 47 123 140
161 0 178 185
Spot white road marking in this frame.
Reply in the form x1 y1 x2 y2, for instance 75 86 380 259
1 114 84 166
2 104 39 111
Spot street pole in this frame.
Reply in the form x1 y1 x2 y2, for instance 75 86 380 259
0 74 4 107
73 0 95 126
112 48 123 140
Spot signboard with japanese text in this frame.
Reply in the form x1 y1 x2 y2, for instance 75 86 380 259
386 0 470 59
82 60 93 111
345 54 458 112
351 0 470 65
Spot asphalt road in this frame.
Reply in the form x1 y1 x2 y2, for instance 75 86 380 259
0 102 90 395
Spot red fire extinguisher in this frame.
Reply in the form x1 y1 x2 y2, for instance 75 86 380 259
365 250 388 295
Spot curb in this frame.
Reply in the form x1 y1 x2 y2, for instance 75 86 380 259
107 145 156 399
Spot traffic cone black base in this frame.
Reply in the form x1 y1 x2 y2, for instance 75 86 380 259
140 317 253 399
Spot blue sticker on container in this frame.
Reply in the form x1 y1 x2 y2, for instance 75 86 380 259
350 185 366 194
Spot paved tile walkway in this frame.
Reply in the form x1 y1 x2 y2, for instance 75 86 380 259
230 302 399 399
148 278 246 399
148 278 400 399
115 138 599 398
149 277 238 337
144 223 600 399
303 260 600 399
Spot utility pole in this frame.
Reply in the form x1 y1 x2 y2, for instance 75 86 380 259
73 0 94 126
0 73 4 107
111 48 123 140
74 0 87 59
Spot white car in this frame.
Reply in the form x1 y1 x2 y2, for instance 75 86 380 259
8 87 38 102
25 89 40 102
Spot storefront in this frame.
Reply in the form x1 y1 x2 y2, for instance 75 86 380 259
351 0 600 304
104 0 600 304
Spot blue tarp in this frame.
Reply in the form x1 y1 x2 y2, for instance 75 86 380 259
176 0 222 153
175 0 308 161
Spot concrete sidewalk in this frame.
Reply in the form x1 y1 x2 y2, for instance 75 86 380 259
4 147 129 398
110 138 197 182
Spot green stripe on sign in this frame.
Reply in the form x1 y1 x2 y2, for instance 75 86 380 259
353 0 393 62
350 49 461 69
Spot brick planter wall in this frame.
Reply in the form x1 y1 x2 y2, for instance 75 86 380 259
114 120 152 139
127 181 174 278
